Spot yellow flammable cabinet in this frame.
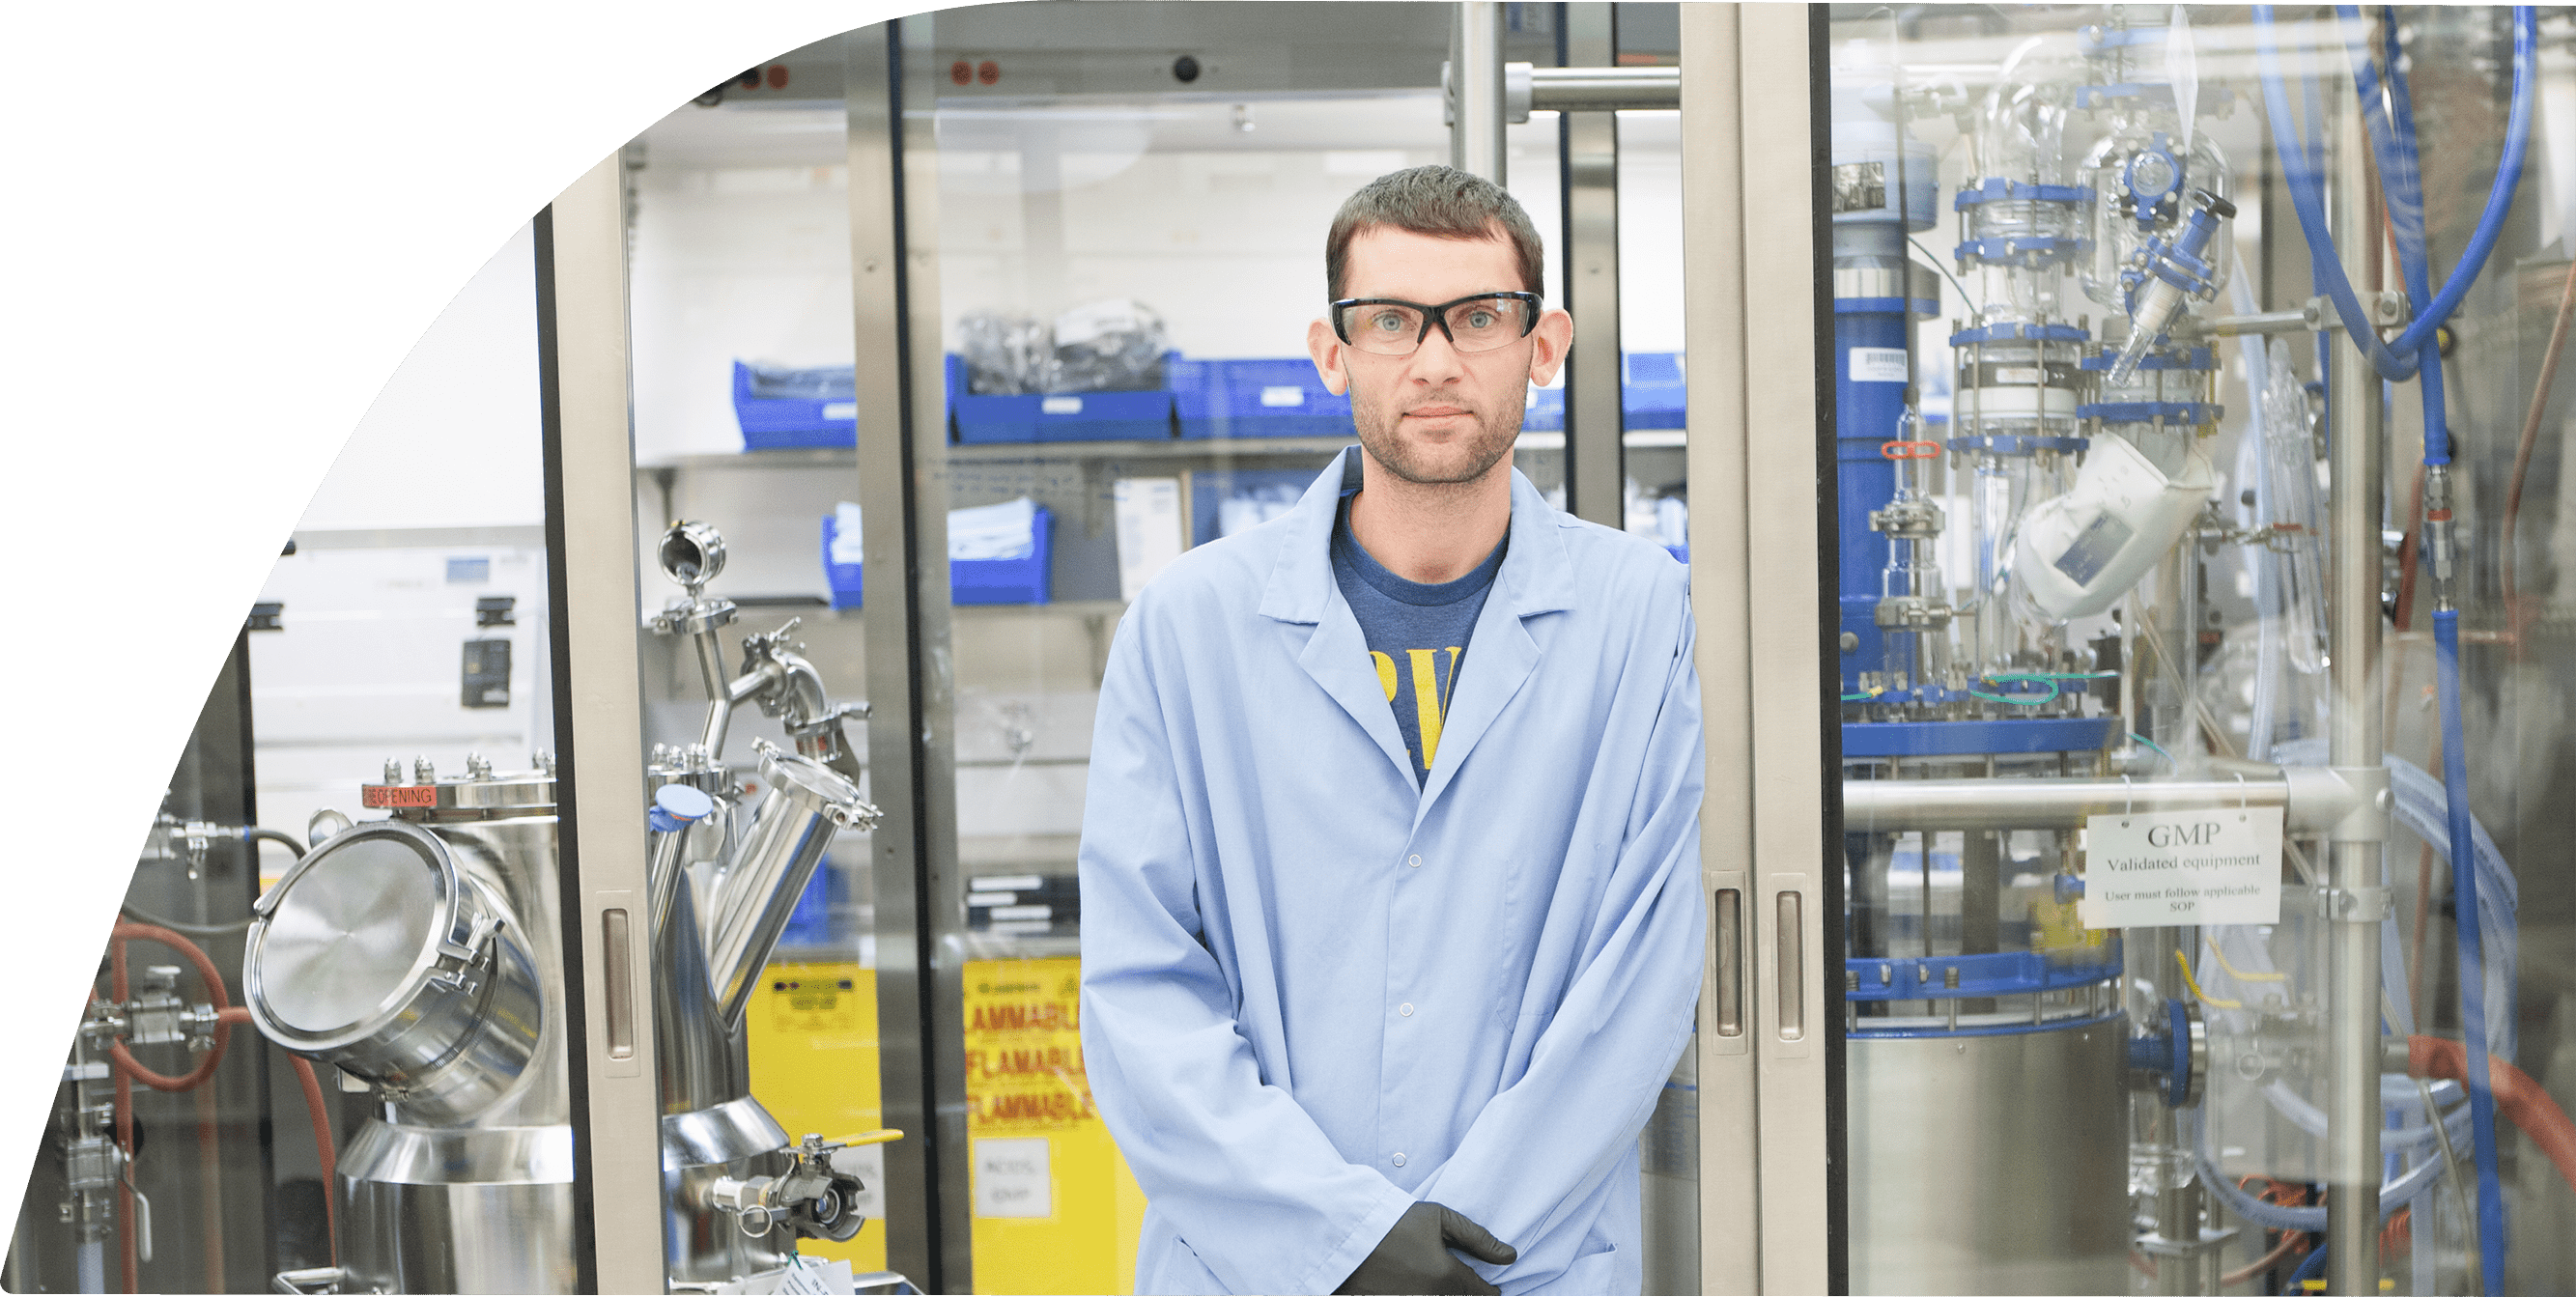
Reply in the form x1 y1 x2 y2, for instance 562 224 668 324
962 957 1147 1294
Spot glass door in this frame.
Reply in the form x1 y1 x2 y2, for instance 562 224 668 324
1818 6 2576 1294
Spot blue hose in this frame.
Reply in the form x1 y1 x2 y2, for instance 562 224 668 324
2251 7 2534 383
2292 1242 2330 1286
2253 9 2536 1289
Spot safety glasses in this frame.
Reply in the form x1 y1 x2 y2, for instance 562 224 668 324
1328 292 1543 356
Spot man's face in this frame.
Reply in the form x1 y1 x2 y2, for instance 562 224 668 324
1307 225 1571 488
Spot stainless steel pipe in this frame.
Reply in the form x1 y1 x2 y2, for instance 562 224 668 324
2325 75 2390 1297
1527 66 1681 112
1839 769 2367 833
1450 2 1506 182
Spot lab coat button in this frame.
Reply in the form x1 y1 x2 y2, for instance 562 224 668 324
1399 1002 1414 1016
1392 1152 1407 1168
1407 855 1423 868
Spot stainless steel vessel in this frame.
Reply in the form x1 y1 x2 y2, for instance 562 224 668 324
1849 1020 2129 1295
246 764 577 1294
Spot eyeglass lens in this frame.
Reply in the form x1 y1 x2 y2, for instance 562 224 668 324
1339 297 1533 355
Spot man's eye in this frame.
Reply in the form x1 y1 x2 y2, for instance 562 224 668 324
1367 312 1408 332
1462 309 1499 329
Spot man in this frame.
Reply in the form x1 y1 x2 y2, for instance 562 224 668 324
1078 165 1706 1296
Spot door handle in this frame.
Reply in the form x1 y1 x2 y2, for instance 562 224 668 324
1776 889 1804 1042
1713 888 1744 1037
602 907 635 1060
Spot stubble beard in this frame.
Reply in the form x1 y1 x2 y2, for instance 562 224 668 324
1349 389 1525 490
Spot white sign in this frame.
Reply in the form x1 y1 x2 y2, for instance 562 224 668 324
1849 346 1911 383
2078 806 2283 928
1114 477 1185 602
974 1136 1052 1218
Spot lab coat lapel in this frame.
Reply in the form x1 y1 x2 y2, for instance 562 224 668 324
1260 447 1419 787
1300 598 1420 787
1413 469 1578 820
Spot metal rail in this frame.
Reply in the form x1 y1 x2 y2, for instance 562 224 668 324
1840 770 2367 833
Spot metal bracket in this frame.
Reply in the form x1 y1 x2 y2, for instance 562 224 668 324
2318 886 2393 922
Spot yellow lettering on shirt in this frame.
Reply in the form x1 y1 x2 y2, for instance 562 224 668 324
1371 651 1398 702
1407 648 1455 769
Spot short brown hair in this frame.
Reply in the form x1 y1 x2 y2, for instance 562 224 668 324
1324 165 1545 302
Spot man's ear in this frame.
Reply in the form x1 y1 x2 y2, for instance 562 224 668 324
1307 318 1350 396
1526 307 1573 387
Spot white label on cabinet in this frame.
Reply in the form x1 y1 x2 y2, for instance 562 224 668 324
1260 385 1306 407
1040 396 1084 415
2078 806 2281 928
821 402 858 421
974 1137 1052 1218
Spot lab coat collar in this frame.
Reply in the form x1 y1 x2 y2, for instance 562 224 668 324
1260 445 1575 804
1257 446 1578 627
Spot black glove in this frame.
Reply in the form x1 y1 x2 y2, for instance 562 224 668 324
1333 1201 1517 1295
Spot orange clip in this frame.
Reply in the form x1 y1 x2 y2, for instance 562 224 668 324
1881 440 1943 460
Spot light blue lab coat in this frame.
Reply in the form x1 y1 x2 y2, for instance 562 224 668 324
1079 447 1707 1295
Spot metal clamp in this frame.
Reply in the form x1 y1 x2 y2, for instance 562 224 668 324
2318 886 2393 922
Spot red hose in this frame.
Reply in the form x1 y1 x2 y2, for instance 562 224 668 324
104 921 236 1092
2412 1034 2576 1196
287 1055 339 1264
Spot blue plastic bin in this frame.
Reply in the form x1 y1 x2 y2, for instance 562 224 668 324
1623 352 1688 430
1173 357 1353 439
1522 385 1566 433
733 361 860 451
822 506 1054 608
947 355 1175 444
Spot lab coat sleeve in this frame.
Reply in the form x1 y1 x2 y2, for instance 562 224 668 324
1078 605 1417 1296
1411 595 1708 1290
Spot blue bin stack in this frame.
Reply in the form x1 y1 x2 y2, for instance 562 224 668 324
948 355 1176 444
1622 352 1688 430
1172 357 1353 439
821 506 1055 608
732 361 861 451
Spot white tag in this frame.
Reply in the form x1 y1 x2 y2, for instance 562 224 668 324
778 1258 857 1295
1993 367 2042 384
1259 385 1306 408
1114 477 1185 601
1040 396 1084 415
973 1137 1052 1218
1849 347 1910 383
821 402 857 421
2078 806 2282 928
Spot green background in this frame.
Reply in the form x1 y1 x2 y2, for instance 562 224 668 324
0 0 927 1251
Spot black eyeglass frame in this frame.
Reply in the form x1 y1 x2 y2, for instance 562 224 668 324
1326 291 1544 353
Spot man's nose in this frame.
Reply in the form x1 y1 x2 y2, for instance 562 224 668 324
1406 322 1469 382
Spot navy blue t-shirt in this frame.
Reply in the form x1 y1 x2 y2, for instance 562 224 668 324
1330 479 1509 786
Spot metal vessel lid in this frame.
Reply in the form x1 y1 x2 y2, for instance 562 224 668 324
248 823 463 1038
751 741 875 829
361 764 554 821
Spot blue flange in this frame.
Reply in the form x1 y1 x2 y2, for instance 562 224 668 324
1841 716 2120 757
1845 942 2125 1002
1955 235 2091 269
1950 322 2090 346
2123 998 2197 1108
1954 177 2095 210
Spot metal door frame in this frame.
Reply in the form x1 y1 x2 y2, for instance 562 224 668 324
1681 6 1841 1292
847 18 975 1293
537 154 666 1295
